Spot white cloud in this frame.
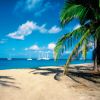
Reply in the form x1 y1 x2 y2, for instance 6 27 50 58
14 0 44 12
88 42 94 47
25 45 40 51
64 51 71 54
73 24 81 30
7 33 24 40
35 2 52 17
24 48 28 51
25 0 43 11
0 40 5 44
7 21 37 40
38 24 47 33
48 26 61 33
7 21 61 40
25 42 56 51
0 39 7 44
48 43 56 50
29 45 39 50
14 0 53 17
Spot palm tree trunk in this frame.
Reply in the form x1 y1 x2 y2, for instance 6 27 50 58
63 65 68 75
97 39 100 71
94 37 98 71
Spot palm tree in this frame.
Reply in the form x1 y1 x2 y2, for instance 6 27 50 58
54 0 100 75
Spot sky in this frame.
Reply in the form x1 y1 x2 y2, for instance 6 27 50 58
0 0 93 59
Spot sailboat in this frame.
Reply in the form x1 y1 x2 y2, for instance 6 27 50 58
7 54 12 60
43 52 49 60
7 58 12 60
27 58 32 60
38 52 49 60
27 53 32 60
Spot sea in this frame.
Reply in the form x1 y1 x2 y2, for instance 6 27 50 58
0 58 93 70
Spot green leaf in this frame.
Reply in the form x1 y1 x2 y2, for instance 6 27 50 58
99 0 100 8
60 4 87 26
95 26 100 39
65 29 90 67
82 39 88 59
54 25 86 60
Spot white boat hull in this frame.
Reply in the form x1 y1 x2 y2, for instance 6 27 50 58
27 59 32 60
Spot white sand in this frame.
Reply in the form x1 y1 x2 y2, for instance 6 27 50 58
0 66 100 100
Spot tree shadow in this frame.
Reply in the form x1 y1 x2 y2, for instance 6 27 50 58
30 66 100 84
69 65 94 71
30 67 63 81
67 70 100 84
0 76 21 89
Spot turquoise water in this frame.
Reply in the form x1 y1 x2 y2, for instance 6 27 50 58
0 58 93 70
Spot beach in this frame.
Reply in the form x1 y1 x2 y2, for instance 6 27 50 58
0 65 100 100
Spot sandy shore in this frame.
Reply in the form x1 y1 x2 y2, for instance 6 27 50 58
0 65 100 100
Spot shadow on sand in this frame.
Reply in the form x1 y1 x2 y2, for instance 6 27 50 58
30 66 100 85
30 67 63 81
67 70 100 84
0 76 21 89
67 65 100 84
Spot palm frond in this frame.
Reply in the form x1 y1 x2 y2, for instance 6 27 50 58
82 39 88 59
95 26 100 39
60 3 87 26
54 26 86 60
64 29 90 68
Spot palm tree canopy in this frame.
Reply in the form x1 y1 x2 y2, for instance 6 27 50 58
54 0 100 67
54 25 87 59
61 0 100 26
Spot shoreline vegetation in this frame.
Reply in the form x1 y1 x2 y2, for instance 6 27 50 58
0 63 100 100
